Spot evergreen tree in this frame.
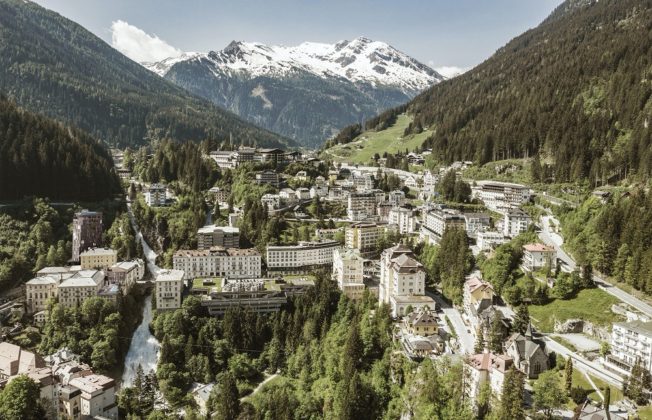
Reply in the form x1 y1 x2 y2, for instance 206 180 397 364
210 372 240 420
512 304 530 334
624 357 652 405
565 358 573 392
499 368 525 420
474 328 486 353
488 314 506 353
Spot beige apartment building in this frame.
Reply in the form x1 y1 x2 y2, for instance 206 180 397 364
80 248 118 270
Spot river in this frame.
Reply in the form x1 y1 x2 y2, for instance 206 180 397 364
121 202 161 386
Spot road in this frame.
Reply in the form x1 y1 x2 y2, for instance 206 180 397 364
242 373 279 402
538 211 652 317
428 291 475 354
544 337 624 388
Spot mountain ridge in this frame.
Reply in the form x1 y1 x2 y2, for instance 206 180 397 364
0 0 294 149
143 37 444 147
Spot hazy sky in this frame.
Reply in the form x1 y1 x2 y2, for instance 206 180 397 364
33 0 563 77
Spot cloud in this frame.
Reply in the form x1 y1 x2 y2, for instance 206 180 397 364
433 65 470 79
111 20 182 63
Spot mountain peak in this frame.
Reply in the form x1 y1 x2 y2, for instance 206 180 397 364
145 38 444 92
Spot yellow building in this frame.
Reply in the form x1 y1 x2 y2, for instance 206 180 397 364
404 308 439 336
80 248 117 270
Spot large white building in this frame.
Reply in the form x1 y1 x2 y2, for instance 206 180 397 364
145 183 167 206
421 208 466 244
266 240 339 272
156 269 185 310
476 231 508 250
267 240 340 272
58 270 105 308
522 243 557 271
333 248 365 300
472 181 530 212
345 223 382 254
388 207 417 234
463 213 491 239
173 248 262 279
106 259 145 295
465 352 514 407
197 225 240 250
347 192 378 220
503 208 532 238
608 320 652 374
378 244 436 317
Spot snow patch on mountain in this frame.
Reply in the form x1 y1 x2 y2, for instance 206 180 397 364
144 37 443 94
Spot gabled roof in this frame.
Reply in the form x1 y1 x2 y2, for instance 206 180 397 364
391 254 424 273
406 309 439 327
465 276 493 294
505 331 546 360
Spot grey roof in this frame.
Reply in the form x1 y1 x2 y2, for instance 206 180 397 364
505 332 546 360
614 320 652 337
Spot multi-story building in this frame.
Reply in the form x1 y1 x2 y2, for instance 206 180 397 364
476 231 507 250
257 148 286 165
266 240 339 273
310 184 329 198
608 320 652 374
233 147 256 165
58 270 104 308
145 183 167 206
463 276 494 322
388 190 406 207
156 269 185 310
465 352 514 406
261 194 281 210
503 208 532 238
463 213 491 238
347 192 378 220
421 208 466 244
376 202 393 222
379 244 436 317
345 223 382 254
333 248 365 300
404 308 439 336
295 188 311 200
173 248 262 279
522 243 557 271
197 225 240 250
352 173 374 192
504 326 549 378
106 259 145 295
207 187 230 203
210 151 236 168
255 170 281 187
389 207 417 234
72 210 102 262
25 276 59 313
80 248 118 270
471 181 531 212
68 373 117 419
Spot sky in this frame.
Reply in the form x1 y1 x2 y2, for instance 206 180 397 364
33 0 563 78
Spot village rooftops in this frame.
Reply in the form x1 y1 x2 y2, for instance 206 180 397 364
197 225 240 234
69 373 115 394
26 276 58 285
156 269 185 282
465 276 493 294
80 247 116 257
467 352 513 373
523 243 555 252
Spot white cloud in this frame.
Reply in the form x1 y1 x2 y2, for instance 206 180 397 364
111 20 182 63
433 65 470 79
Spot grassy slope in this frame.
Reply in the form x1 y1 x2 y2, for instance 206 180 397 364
322 114 432 164
528 288 624 332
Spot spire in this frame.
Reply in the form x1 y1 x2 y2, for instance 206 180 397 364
525 322 533 339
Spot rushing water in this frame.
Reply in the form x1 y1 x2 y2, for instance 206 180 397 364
121 294 159 386
121 202 161 386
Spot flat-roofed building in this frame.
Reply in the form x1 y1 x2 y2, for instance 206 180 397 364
608 320 652 375
347 191 377 221
72 210 102 262
476 231 508 250
389 207 416 234
173 247 262 279
80 247 118 270
333 248 365 300
156 269 185 310
25 276 59 314
267 240 339 273
345 223 382 255
145 183 167 206
503 208 531 238
197 225 240 250
255 170 280 187
421 208 466 244
463 213 491 238
472 181 530 212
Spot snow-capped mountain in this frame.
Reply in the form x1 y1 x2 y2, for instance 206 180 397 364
144 37 444 147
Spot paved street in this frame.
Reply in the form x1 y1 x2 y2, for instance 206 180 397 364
544 337 624 387
427 291 475 354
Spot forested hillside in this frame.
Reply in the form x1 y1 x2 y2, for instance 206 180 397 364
0 0 292 149
0 98 120 201
333 0 652 185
